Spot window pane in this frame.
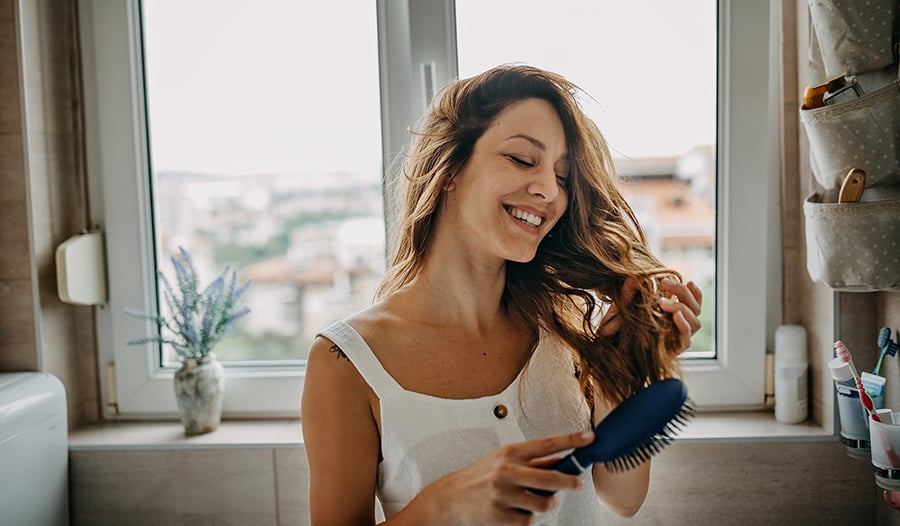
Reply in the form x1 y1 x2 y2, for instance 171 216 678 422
140 0 384 365
455 0 717 357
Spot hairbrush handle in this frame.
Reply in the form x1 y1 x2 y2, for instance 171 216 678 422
529 378 692 498
529 455 587 497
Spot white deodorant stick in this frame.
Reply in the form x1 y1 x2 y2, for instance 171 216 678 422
774 324 808 424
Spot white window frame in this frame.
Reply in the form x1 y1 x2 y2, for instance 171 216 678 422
680 0 776 409
80 0 775 418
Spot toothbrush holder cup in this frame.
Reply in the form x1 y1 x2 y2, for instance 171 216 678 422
836 383 884 458
870 410 900 491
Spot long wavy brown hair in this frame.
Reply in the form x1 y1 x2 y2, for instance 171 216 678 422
377 64 684 404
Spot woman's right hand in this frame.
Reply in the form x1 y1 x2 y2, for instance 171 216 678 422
400 430 595 526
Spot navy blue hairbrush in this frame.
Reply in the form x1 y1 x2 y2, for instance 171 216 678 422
533 378 693 496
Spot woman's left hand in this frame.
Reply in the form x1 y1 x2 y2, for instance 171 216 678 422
658 279 703 352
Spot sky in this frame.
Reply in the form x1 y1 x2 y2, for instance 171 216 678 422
141 0 716 178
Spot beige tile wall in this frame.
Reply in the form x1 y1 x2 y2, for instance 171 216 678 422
70 446 309 526
600 440 877 526
0 0 98 427
69 441 876 526
781 0 838 434
0 0 39 372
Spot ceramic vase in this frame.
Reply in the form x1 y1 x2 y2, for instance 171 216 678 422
173 353 225 435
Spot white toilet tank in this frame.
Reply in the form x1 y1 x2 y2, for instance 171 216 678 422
0 372 69 526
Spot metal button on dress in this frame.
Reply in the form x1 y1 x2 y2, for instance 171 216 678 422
493 404 508 419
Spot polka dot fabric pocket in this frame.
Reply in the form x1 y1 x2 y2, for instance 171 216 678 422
804 190 900 291
800 80 900 190
808 0 896 78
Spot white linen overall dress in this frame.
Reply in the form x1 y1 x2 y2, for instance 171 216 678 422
319 320 603 525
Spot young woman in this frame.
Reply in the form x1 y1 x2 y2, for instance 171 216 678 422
302 64 703 525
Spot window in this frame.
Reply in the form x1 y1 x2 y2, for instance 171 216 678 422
140 1 384 366
80 0 775 417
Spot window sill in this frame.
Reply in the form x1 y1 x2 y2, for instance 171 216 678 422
68 411 834 451
678 410 834 443
68 419 303 450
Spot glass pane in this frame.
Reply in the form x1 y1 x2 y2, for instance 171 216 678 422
141 0 384 365
455 1 716 357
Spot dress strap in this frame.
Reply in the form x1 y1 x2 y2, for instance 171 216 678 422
318 320 403 399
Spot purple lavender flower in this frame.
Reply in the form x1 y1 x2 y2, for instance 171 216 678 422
125 247 251 361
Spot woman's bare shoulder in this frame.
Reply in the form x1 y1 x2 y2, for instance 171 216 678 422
304 334 369 401
342 298 407 350
306 301 399 390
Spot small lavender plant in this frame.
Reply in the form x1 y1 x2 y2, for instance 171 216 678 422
126 247 251 361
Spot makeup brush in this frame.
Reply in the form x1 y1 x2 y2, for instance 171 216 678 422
532 377 694 496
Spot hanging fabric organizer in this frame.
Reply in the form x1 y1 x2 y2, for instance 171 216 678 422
801 0 900 292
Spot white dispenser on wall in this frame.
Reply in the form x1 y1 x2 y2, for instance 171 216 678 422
774 324 809 424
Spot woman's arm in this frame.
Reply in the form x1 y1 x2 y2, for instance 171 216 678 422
589 279 702 517
589 392 651 518
302 336 382 525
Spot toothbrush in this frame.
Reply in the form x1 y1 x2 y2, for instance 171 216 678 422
835 341 882 423
836 341 900 466
873 327 899 376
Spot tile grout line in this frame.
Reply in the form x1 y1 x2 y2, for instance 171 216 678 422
273 448 281 526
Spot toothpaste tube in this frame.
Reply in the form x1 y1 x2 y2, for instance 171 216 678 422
861 371 886 398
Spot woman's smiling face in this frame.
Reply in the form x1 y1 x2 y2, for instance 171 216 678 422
443 97 570 264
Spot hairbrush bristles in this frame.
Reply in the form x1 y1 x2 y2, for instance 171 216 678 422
534 378 695 494
603 398 695 473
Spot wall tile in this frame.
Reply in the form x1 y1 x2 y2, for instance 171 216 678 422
14 0 78 136
17 0 73 133
22 131 52 263
44 132 84 241
16 0 44 134
0 201 31 281
598 441 875 525
0 132 25 179
838 293 879 370
876 293 900 323
0 278 37 370
37 267 92 426
26 130 84 270
74 304 99 424
68 441 877 526
33 0 77 135
797 266 836 430
0 0 21 134
275 448 310 526
70 448 279 526
0 133 31 281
